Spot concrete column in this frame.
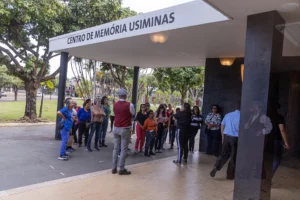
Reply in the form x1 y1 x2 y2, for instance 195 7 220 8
233 11 284 200
55 52 69 140
132 66 140 113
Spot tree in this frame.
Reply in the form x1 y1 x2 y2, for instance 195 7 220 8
101 63 133 88
0 65 23 100
154 67 204 104
0 0 137 121
142 74 158 102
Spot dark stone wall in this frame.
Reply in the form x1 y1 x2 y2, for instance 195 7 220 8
199 58 243 152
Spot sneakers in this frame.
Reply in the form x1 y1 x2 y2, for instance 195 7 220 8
86 148 92 152
157 150 162 153
58 155 69 161
94 147 100 151
173 160 181 164
112 169 118 174
210 168 217 178
119 169 131 175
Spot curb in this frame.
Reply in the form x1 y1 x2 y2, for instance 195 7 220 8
0 122 55 127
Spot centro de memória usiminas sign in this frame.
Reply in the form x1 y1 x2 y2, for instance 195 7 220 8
67 12 175 44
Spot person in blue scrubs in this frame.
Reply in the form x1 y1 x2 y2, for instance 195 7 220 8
57 99 74 161
210 103 240 179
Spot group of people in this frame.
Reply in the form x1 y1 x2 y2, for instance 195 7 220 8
57 90 289 179
134 102 202 162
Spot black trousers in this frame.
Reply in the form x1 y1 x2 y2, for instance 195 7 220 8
110 116 115 131
207 129 222 156
176 128 189 162
155 123 164 150
188 126 199 152
170 125 177 146
214 135 238 178
78 121 90 145
72 123 79 143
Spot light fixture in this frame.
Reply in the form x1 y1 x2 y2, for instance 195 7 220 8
219 57 235 66
149 32 170 43
241 64 244 82
278 3 299 13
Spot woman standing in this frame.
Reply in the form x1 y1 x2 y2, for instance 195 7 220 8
100 96 111 147
109 99 115 132
143 110 158 157
155 104 168 153
134 104 148 153
205 105 222 157
57 99 74 161
173 103 192 164
189 106 203 153
77 99 92 147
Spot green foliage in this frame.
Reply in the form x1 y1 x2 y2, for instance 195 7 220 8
0 65 23 88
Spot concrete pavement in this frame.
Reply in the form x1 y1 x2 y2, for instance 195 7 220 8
0 125 199 191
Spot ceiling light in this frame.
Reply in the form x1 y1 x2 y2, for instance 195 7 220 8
278 3 299 13
149 32 170 43
219 57 235 66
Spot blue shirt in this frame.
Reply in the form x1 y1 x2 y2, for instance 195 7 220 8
77 108 91 122
221 110 240 137
59 107 73 131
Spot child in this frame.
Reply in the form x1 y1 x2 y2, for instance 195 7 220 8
143 110 158 157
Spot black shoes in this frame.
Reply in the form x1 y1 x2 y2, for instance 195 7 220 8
119 169 131 175
86 148 92 152
150 152 156 156
144 153 150 157
173 160 181 164
210 168 217 177
94 147 100 151
112 169 118 174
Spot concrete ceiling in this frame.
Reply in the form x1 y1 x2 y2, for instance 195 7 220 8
52 0 300 68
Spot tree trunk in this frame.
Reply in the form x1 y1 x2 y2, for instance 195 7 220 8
24 81 38 121
39 88 44 118
14 87 18 101
180 90 187 105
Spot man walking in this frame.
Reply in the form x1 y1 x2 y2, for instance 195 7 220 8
112 88 135 175
210 103 240 180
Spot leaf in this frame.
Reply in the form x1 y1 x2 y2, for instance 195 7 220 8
46 80 54 89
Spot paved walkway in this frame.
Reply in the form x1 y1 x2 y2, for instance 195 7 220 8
1 153 299 200
0 125 198 191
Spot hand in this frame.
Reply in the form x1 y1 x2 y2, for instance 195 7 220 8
284 143 290 150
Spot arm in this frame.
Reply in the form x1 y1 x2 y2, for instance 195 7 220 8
130 103 135 116
57 111 66 121
143 119 148 130
279 124 289 149
261 115 273 135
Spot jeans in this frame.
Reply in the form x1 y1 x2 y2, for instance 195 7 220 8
272 140 283 177
161 127 168 148
207 129 222 156
87 122 102 149
100 117 108 142
189 126 199 152
112 127 131 170
135 125 145 151
110 116 115 131
145 131 156 155
60 128 69 156
155 123 164 150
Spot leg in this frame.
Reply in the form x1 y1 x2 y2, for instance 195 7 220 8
183 135 189 160
144 131 151 155
101 118 108 146
78 122 85 146
66 129 73 148
227 137 238 179
84 126 90 146
112 129 121 170
176 129 182 162
140 130 146 152
87 124 96 150
119 129 131 170
135 125 142 151
150 137 156 153
155 124 164 151
59 129 69 156
206 131 213 154
110 116 114 131
161 128 168 148
171 126 176 148
272 140 283 177
169 126 173 143
189 127 198 152
94 123 101 149
73 124 78 143
212 130 222 156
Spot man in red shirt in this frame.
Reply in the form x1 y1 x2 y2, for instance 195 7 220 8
112 88 135 175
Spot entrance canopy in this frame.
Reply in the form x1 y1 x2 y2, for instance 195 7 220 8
49 0 300 68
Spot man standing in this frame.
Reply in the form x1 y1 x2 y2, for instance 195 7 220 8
210 104 240 180
112 88 135 175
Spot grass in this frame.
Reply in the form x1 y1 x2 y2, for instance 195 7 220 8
0 99 84 122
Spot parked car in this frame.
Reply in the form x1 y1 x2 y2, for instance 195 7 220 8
37 92 42 97
0 92 7 98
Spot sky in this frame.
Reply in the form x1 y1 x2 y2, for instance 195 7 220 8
49 0 194 78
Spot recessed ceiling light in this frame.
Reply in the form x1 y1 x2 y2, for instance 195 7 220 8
278 2 299 13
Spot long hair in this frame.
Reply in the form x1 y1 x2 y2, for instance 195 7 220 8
139 104 145 114
192 106 200 116
211 104 220 113
83 99 91 107
183 103 191 115
156 104 166 117
101 96 108 105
